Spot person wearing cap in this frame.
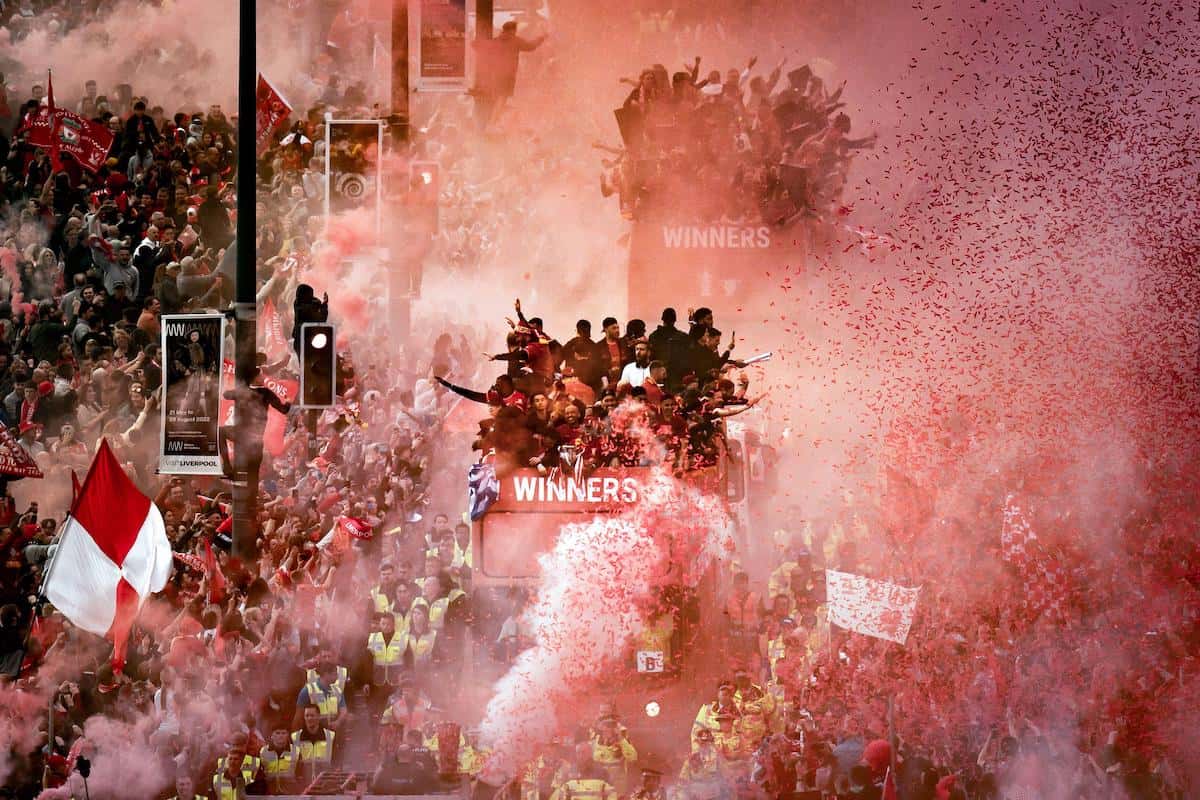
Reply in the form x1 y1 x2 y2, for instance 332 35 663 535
291 704 339 783
212 733 263 800
157 260 185 313
692 681 742 749
590 711 638 793
295 656 347 730
17 419 45 459
768 546 811 600
259 722 300 794
630 766 665 800
678 727 728 799
548 742 615 800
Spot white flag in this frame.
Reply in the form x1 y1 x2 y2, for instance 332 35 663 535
825 569 920 645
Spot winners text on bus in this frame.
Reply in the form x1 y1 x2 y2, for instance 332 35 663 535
511 475 640 504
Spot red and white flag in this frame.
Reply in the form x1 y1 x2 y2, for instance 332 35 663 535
1000 493 1068 620
44 440 172 670
826 569 920 645
256 73 292 153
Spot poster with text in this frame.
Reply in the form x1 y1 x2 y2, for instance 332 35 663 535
160 314 225 474
411 0 473 92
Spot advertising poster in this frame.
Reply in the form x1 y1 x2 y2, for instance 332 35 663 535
410 0 474 92
160 314 225 475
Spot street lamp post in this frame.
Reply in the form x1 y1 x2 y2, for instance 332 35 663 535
232 0 260 560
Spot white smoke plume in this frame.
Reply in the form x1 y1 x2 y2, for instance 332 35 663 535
477 467 733 781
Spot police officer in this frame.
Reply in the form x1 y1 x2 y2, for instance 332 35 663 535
548 743 616 800
631 766 666 800
295 653 348 730
291 704 338 783
212 733 262 800
370 560 402 613
732 665 775 747
259 722 299 794
692 681 742 748
167 772 206 800
366 612 406 693
589 712 637 793
678 729 728 800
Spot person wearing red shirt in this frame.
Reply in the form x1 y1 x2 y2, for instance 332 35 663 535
554 401 585 446
642 361 668 405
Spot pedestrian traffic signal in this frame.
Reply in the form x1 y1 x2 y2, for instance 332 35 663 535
410 160 440 232
300 322 336 408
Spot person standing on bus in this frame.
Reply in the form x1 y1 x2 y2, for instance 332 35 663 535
648 308 692 389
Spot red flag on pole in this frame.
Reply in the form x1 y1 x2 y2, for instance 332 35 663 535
46 70 62 173
19 72 114 174
255 74 292 153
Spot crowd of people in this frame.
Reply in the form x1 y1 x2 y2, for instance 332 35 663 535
434 301 765 477
0 6 1194 800
599 57 875 224
0 54 521 799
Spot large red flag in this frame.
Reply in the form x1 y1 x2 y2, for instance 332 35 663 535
256 74 292 153
20 73 115 174
43 440 173 670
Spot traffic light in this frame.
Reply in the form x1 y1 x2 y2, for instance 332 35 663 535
300 322 336 408
409 160 440 231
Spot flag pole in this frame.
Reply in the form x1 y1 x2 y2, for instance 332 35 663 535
36 446 100 602
26 458 92 673
887 693 898 786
